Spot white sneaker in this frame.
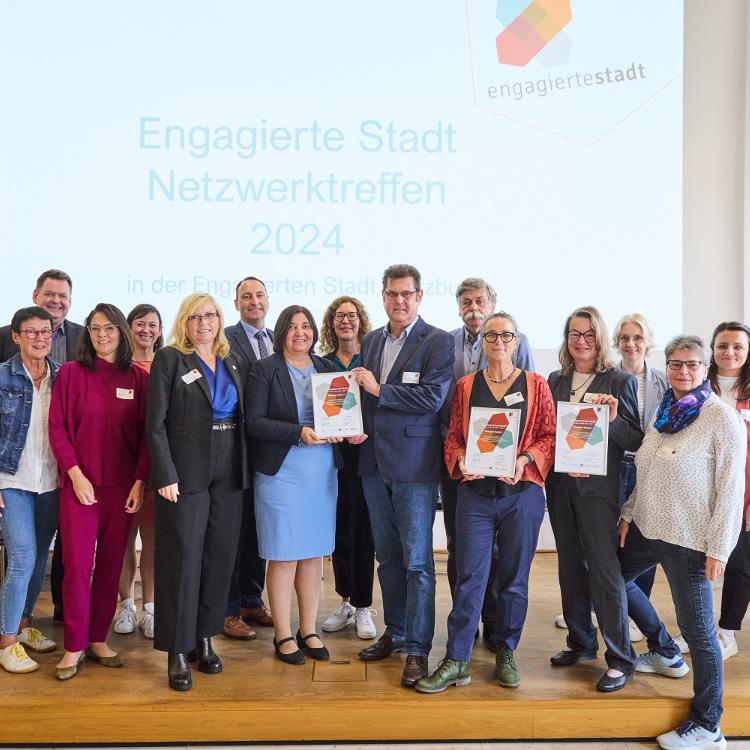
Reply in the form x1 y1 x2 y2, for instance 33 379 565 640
635 649 690 678
553 613 567 629
18 626 56 653
657 720 727 750
673 632 689 654
113 599 137 634
139 609 155 639
629 617 644 642
322 601 356 632
717 629 738 660
0 642 38 673
354 607 377 640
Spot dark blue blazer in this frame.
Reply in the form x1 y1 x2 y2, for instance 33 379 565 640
245 352 343 475
225 321 274 369
358 317 454 483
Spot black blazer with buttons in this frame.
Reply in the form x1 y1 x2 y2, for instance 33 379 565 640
146 346 249 494
245 352 344 476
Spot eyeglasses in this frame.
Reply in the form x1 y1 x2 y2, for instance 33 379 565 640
568 331 596 343
666 360 703 372
483 331 516 344
19 328 53 340
383 290 418 301
187 312 219 323
334 312 359 322
88 325 118 336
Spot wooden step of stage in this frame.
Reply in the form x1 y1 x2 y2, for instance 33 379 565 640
1 554 749 745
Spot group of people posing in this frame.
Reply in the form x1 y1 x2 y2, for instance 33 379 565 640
0 265 748 750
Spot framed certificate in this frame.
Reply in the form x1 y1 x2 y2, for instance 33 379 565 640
554 401 609 476
311 371 364 438
464 407 520 478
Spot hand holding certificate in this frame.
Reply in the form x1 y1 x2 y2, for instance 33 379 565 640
312 371 364 439
464 407 520 478
554 400 609 476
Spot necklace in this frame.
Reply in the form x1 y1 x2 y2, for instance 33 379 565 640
570 371 595 396
485 366 517 385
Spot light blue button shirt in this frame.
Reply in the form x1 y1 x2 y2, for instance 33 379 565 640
380 316 419 384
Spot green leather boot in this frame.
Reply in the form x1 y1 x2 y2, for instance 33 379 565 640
496 644 520 688
414 658 471 694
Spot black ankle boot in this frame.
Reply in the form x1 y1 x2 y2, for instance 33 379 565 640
189 637 222 674
168 652 192 691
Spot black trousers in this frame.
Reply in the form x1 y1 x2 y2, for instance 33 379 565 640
441 474 499 626
50 529 64 611
719 526 750 631
154 429 243 653
546 478 635 673
331 443 374 608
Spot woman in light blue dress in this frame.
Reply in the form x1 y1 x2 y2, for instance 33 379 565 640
246 305 365 664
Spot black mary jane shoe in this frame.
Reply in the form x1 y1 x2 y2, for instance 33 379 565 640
273 636 305 665
168 652 192 691
296 630 330 661
187 637 222 674
596 670 633 693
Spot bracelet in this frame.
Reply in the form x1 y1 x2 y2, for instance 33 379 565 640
519 451 534 464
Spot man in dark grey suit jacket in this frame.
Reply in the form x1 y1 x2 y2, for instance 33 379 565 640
222 276 275 639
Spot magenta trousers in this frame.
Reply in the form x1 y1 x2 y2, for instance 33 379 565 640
59 481 133 651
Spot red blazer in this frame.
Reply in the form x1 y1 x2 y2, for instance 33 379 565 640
444 370 556 486
735 398 750 510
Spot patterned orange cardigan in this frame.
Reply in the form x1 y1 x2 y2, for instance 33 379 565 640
444 370 557 486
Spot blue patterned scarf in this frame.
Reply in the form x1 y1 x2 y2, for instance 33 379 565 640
653 379 711 434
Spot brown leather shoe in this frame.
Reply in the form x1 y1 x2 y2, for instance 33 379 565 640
240 604 273 627
401 654 428 687
223 616 257 640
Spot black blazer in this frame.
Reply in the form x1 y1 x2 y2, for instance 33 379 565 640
225 321 274 370
546 367 643 500
146 346 249 494
245 352 344 476
0 320 83 363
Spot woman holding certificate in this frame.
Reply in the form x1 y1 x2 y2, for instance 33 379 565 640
245 305 346 665
545 306 642 693
416 312 556 693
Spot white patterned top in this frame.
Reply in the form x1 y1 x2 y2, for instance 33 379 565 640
621 393 746 562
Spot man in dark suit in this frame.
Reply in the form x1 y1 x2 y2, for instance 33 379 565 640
0 269 83 624
353 264 454 687
222 276 274 639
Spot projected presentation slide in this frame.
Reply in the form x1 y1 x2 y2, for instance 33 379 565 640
1 1 683 347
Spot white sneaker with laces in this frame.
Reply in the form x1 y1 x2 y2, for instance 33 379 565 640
0 642 38 673
672 632 689 653
628 617 644 642
18 626 56 653
322 602 355 632
717 629 738 660
553 613 567 629
635 649 690 678
113 599 137 634
354 607 377 640
139 608 155 639
657 720 727 750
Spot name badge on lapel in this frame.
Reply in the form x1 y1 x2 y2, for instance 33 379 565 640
182 369 203 384
402 372 420 384
116 388 134 400
582 392 599 404
504 392 524 406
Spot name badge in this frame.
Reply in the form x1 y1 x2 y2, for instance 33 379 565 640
504 392 524 406
582 392 599 404
116 388 134 400
741 409 750 422
182 369 203 384
402 371 420 384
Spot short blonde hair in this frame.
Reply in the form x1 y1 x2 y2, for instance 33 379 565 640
612 313 657 356
169 293 230 358
558 306 615 375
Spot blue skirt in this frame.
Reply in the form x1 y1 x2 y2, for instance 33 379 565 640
254 443 337 561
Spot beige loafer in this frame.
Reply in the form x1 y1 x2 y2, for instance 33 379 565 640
55 651 85 681
85 647 123 667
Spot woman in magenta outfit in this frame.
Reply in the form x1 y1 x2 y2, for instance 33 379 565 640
48 303 149 680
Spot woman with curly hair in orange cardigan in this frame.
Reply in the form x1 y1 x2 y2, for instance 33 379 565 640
416 312 555 694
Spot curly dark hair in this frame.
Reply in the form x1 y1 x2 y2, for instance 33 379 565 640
319 296 372 355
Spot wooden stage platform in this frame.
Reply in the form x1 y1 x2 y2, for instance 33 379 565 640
1 553 749 745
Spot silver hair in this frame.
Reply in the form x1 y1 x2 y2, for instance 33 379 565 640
455 278 497 307
664 335 710 366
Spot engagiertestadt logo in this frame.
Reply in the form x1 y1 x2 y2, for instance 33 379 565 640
495 0 572 68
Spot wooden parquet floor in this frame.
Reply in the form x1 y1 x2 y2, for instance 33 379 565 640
1 553 748 744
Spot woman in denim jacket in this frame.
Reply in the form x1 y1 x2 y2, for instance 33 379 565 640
0 306 61 673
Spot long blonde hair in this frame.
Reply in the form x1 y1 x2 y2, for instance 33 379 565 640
558 306 614 375
169 293 230 358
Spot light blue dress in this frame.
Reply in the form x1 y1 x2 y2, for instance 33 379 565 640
254 363 337 560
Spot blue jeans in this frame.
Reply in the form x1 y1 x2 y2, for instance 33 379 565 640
0 488 59 635
620 522 723 731
619 460 656 596
447 482 545 662
361 473 438 656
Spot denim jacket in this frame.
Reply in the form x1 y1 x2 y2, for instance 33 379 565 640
0 353 61 474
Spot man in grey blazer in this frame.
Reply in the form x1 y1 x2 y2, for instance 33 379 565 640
222 276 275 639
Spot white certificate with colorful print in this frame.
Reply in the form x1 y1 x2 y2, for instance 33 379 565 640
554 401 609 476
464 407 520 478
312 371 363 438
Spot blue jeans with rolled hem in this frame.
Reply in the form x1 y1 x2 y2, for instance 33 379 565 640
0 488 59 635
361 473 438 656
619 522 723 731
